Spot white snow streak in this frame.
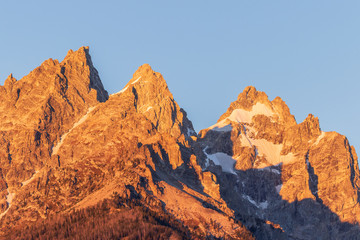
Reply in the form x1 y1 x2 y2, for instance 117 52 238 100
239 126 296 167
52 106 96 155
228 103 274 124
21 171 39 187
257 166 281 175
275 184 282 194
0 189 15 219
110 76 142 96
132 76 142 84
314 131 326 145
187 128 196 137
243 194 268 209
209 103 275 131
145 106 153 112
204 150 236 175
116 86 129 95
211 125 233 132
259 201 269 209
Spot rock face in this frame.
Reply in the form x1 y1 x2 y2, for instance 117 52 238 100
0 47 359 239
0 46 108 219
197 87 360 239
0 48 251 239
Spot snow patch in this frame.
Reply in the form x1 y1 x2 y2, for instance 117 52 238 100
243 194 268 209
203 150 236 175
257 167 281 174
187 127 196 137
110 86 128 96
275 184 282 193
132 76 142 84
206 103 298 168
243 126 296 167
145 106 153 112
208 103 275 131
227 103 274 124
256 162 282 174
117 86 129 94
209 121 297 167
259 201 269 209
52 106 96 155
111 76 142 96
0 189 15 219
21 171 39 187
210 125 233 132
243 194 258 206
314 131 326 145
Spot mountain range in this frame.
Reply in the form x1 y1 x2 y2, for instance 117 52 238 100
0 47 359 239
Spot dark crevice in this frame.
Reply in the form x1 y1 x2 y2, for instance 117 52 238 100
132 87 138 109
346 138 357 189
305 150 323 204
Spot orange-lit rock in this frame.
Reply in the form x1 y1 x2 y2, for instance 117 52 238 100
1 48 359 239
197 86 360 239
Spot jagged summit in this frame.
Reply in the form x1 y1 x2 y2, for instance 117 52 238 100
197 83 360 237
4 73 16 85
115 63 168 93
132 63 162 79
217 86 296 128
236 86 270 108
111 63 195 140
0 47 110 216
63 46 89 61
0 46 108 104
1 48 360 239
62 46 108 102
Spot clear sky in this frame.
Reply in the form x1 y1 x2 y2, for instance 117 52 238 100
1 1 359 153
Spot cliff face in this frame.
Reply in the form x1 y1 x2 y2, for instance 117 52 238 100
0 47 108 218
0 49 251 239
197 86 360 239
0 47 359 239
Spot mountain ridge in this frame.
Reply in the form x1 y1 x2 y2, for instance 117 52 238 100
0 46 359 239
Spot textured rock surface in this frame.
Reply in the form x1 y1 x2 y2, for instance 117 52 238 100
0 46 108 219
0 48 359 239
197 86 360 239
0 51 251 239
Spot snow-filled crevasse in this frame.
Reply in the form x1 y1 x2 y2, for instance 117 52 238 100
52 106 96 155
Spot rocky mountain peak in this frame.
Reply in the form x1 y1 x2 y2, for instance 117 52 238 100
132 63 159 78
1 74 17 94
4 74 16 86
237 86 270 109
0 47 110 197
1 48 360 239
217 86 296 127
112 64 195 140
63 46 89 63
299 113 321 137
61 46 108 102
271 96 297 127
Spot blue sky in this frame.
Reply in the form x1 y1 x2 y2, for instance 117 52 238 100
1 1 359 152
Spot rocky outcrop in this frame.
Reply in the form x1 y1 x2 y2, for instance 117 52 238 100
0 55 251 239
0 46 109 222
0 48 359 239
197 86 360 239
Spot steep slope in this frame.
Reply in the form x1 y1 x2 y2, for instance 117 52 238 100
1 48 360 239
196 86 360 239
0 56 253 238
0 46 108 221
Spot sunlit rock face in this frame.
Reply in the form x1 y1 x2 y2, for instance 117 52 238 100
0 46 108 220
197 86 360 239
0 47 359 239
0 48 252 239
